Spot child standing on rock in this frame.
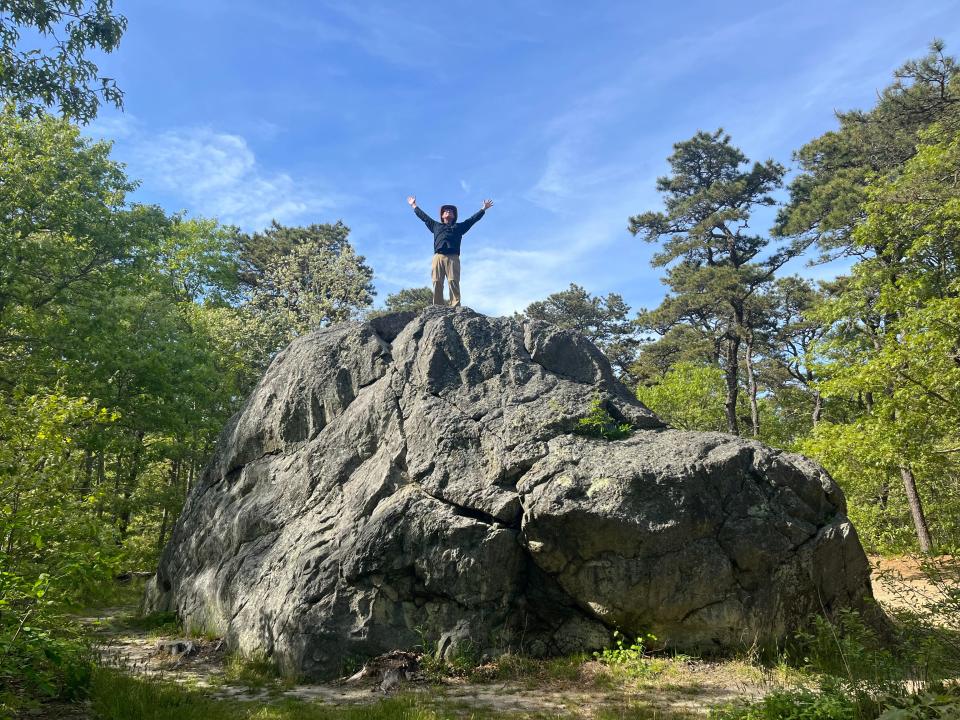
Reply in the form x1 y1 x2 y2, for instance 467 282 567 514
407 195 493 307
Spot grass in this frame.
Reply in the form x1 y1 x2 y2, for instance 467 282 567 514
93 666 671 719
104 609 181 637
222 650 294 693
464 652 590 686
594 704 699 720
93 668 430 719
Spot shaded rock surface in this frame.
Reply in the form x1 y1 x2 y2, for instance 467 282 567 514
146 307 873 678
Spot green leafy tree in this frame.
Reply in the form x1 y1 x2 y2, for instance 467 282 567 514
522 283 638 379
629 129 794 434
800 124 960 553
0 111 278 706
764 277 829 426
629 323 722 383
244 221 375 349
0 390 117 701
158 216 245 305
0 0 127 123
383 287 432 314
0 108 137 329
635 362 729 432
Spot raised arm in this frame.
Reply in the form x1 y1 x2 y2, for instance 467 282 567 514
459 199 493 234
408 195 437 232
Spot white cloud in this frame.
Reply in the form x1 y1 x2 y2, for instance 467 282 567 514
452 181 660 317
460 179 471 194
86 113 140 141
125 127 340 230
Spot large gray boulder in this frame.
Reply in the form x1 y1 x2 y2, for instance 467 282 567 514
145 307 873 678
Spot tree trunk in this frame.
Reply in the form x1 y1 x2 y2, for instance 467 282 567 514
745 334 760 438
186 458 195 495
900 464 933 554
118 431 145 541
79 448 93 497
723 335 741 435
156 507 168 553
878 482 889 509
812 390 822 426
96 449 106 520
157 457 180 551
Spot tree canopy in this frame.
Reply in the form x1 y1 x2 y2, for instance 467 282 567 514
0 0 126 122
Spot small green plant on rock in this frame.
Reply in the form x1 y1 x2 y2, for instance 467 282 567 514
576 396 633 441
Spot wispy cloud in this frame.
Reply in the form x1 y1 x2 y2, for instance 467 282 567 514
111 125 343 230
87 113 140 141
311 1 469 70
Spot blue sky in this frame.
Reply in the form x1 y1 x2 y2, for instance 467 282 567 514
86 0 960 316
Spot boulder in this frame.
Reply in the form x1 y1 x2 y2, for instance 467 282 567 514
145 307 873 678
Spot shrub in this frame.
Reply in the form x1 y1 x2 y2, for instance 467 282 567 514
576 396 633 440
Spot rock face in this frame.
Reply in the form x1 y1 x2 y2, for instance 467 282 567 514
145 307 873 678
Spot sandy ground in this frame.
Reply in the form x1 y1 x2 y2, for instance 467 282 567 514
869 555 959 628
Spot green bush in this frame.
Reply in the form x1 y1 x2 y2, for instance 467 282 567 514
0 619 93 715
711 687 861 720
576 396 633 440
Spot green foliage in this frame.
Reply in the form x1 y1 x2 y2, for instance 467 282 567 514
0 1 126 123
877 689 960 720
873 557 960 681
777 41 959 252
0 391 113 708
713 603 960 720
0 108 137 322
90 667 464 719
382 286 433 314
636 362 728 432
245 221 375 350
791 610 901 686
0 110 320 707
711 687 862 720
109 610 180 637
797 124 960 552
711 684 960 720
471 652 588 685
575 396 633 440
593 631 659 672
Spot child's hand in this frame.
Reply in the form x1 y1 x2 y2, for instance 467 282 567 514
482 199 494 210
407 196 417 207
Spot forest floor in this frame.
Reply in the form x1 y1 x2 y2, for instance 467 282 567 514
80 602 771 719
36 555 953 719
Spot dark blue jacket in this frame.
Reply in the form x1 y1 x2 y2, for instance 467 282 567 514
414 206 485 256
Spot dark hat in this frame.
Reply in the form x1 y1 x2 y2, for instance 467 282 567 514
439 204 458 222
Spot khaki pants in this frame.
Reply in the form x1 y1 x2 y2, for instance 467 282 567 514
431 253 460 307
